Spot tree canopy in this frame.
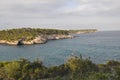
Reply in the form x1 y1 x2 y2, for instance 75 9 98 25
0 28 69 41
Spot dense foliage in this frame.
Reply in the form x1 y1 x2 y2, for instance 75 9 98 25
0 28 69 41
0 55 120 80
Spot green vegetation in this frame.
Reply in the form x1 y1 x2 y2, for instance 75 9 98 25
0 28 69 41
0 28 98 42
0 55 120 80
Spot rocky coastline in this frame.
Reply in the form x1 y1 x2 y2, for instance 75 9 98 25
0 28 98 46
0 34 73 45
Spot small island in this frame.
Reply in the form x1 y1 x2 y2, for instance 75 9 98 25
0 28 97 45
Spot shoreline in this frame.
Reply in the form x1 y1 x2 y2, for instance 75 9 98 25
0 34 73 46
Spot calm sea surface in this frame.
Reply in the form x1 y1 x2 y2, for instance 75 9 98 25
0 31 120 66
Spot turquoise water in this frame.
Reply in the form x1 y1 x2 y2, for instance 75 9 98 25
0 31 120 66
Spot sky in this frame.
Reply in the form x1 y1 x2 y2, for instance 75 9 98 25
0 0 120 30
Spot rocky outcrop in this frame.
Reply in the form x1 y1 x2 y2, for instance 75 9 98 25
0 40 18 45
17 36 47 45
34 36 47 44
0 34 73 45
57 35 73 39
47 34 73 40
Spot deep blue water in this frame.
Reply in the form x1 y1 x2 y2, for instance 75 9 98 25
0 31 120 66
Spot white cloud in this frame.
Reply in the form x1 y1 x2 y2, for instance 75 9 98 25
0 0 120 17
0 0 120 30
58 0 120 16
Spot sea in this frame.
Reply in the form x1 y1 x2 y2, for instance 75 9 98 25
0 31 120 66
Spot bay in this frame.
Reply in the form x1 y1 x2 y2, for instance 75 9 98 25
0 31 120 66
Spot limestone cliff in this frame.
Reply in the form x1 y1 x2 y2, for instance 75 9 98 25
0 34 73 45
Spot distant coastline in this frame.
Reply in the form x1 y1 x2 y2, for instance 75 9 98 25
0 28 97 45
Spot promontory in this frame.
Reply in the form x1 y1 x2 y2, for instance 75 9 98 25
0 28 97 45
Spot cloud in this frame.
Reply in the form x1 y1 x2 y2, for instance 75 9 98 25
57 0 120 16
0 0 120 18
0 0 120 30
0 0 67 18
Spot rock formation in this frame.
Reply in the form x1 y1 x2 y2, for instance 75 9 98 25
0 34 73 45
